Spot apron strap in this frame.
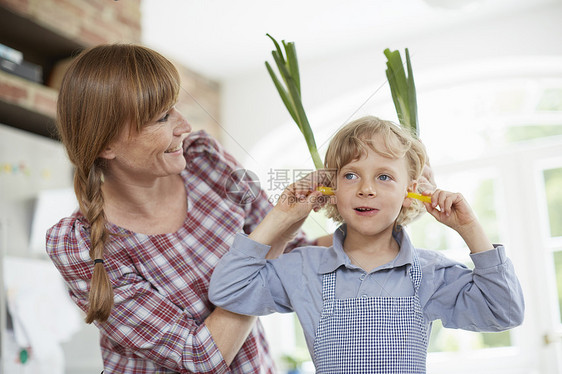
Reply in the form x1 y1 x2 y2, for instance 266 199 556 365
321 271 336 301
409 249 423 295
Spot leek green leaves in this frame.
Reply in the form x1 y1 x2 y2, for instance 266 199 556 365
265 35 420 169
383 48 419 137
265 34 324 170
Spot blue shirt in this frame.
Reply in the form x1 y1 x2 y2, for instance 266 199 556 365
209 225 524 355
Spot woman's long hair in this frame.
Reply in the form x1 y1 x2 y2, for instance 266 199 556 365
56 44 180 323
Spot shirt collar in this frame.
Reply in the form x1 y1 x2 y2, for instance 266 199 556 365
317 224 415 274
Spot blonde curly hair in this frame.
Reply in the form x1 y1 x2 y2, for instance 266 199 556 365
323 116 427 227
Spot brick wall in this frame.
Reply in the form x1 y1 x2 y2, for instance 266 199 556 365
0 0 221 139
0 73 57 117
176 64 222 139
0 0 141 46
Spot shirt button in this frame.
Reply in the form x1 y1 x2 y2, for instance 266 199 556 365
359 274 366 281
361 294 368 298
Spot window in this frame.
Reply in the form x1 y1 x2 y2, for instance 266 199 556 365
408 169 513 353
541 163 562 324
253 58 562 373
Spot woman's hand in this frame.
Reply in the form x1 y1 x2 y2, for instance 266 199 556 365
418 160 436 194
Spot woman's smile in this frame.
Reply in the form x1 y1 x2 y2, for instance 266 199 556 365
165 144 183 153
165 132 189 154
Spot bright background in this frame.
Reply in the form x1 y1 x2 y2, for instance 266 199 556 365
141 1 562 373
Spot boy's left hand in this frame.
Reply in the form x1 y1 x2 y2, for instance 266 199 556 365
423 189 494 254
424 189 477 232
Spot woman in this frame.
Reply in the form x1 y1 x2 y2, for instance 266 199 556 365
46 44 319 373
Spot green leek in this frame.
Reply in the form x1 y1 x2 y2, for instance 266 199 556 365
264 37 420 186
265 34 324 170
383 48 419 137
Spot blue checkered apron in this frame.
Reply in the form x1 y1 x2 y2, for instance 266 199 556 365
313 250 427 373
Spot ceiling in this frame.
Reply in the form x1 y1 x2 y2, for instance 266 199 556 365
141 0 552 81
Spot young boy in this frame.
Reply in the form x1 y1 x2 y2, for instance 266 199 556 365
209 116 524 373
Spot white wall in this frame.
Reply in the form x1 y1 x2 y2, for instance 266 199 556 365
220 1 562 168
0 125 103 373
218 2 562 372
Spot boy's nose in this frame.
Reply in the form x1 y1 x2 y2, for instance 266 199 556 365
357 181 376 197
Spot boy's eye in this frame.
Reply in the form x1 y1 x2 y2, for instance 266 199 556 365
343 173 357 180
378 174 392 181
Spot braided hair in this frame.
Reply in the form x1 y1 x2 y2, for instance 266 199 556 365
56 44 180 323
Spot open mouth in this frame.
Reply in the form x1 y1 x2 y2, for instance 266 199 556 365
354 207 378 216
355 207 375 212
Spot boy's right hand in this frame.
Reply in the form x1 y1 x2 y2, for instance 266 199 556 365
249 170 333 254
276 174 326 217
271 170 332 235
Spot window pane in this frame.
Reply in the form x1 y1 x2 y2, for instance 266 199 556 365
472 178 500 244
554 251 562 324
428 320 511 352
537 88 562 111
506 124 562 143
409 213 449 251
480 330 511 349
409 173 499 250
544 167 562 237
410 170 511 351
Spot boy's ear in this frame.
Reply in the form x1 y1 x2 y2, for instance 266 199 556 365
403 180 418 207
409 180 418 193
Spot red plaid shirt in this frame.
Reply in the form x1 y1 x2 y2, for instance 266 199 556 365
47 131 310 373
